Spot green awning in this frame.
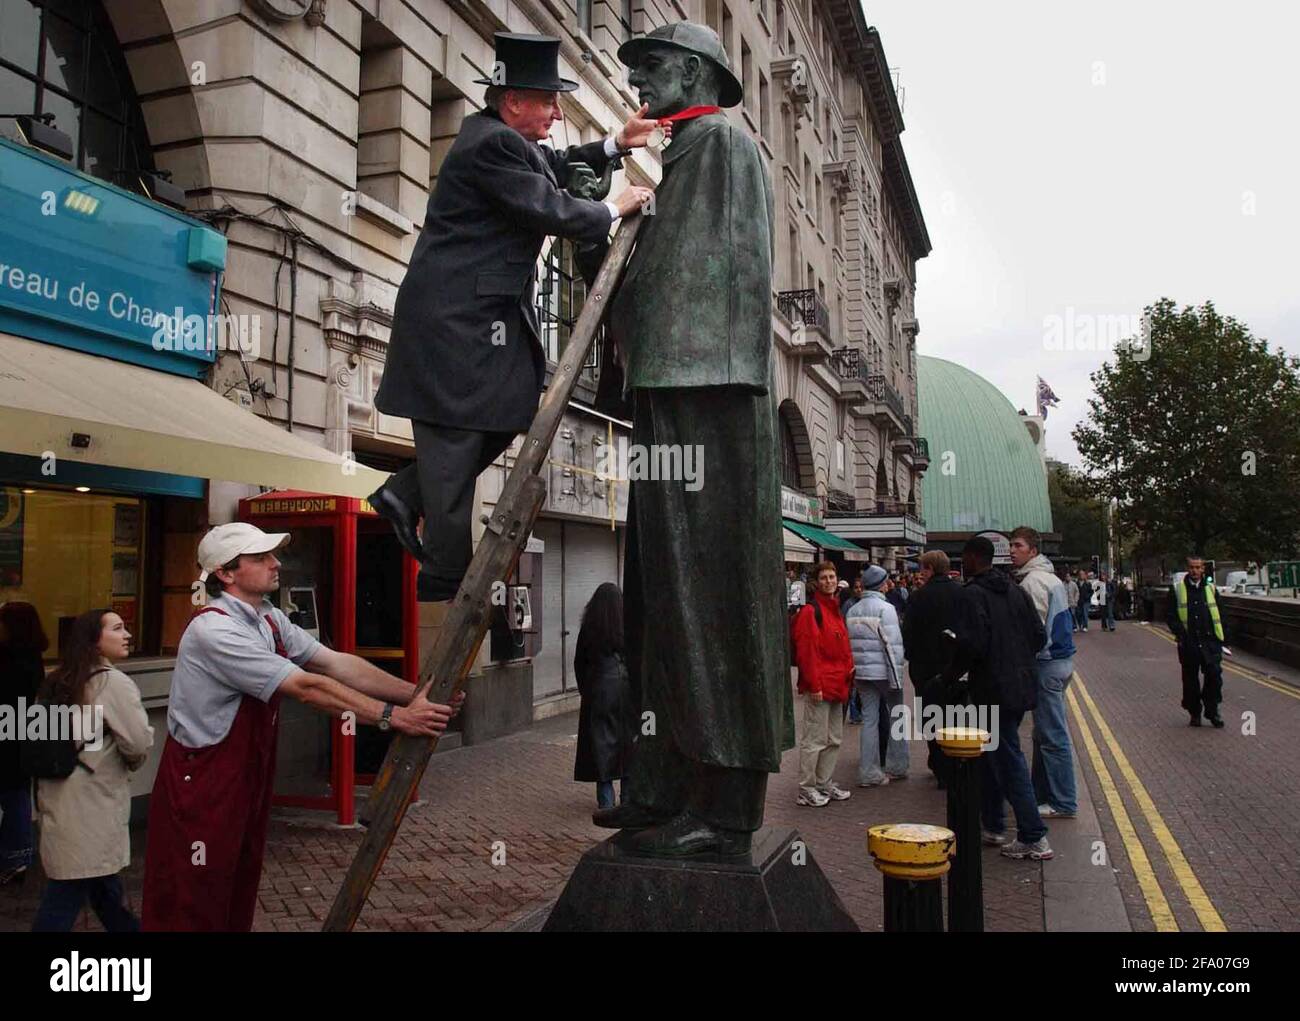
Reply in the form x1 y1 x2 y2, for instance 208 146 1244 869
782 519 864 554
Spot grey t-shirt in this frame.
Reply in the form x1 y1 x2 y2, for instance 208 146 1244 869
167 593 321 747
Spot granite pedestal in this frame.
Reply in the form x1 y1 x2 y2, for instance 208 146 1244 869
542 826 858 932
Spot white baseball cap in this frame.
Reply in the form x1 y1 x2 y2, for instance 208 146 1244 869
197 522 290 582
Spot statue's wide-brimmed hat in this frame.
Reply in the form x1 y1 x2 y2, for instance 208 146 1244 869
474 32 578 92
617 22 743 108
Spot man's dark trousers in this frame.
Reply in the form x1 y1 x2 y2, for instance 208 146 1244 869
1180 641 1223 719
383 424 515 597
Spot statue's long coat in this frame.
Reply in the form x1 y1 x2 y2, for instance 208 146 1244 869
603 112 795 775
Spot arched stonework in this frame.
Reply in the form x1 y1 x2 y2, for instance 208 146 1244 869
778 399 817 495
101 0 213 194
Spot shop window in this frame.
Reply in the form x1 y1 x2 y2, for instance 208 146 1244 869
0 486 152 661
0 0 155 184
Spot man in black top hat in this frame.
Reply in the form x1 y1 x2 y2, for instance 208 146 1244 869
370 33 658 601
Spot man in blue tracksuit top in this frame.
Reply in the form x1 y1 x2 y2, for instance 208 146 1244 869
1009 526 1078 819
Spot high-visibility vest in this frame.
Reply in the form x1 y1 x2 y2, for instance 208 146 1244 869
1174 577 1224 642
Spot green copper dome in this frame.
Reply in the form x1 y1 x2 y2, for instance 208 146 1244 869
917 356 1052 533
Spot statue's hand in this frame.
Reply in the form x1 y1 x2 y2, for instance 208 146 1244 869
566 162 602 200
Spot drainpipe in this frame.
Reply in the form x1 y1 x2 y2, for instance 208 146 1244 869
287 236 298 432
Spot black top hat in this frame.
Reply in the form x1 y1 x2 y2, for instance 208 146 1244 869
474 33 579 92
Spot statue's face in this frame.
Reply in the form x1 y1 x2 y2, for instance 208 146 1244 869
626 45 696 118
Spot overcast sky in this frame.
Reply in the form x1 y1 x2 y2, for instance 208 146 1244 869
867 0 1300 466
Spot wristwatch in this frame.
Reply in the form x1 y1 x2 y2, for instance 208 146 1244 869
377 703 394 731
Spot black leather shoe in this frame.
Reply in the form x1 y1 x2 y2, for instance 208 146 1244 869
368 486 424 563
592 803 666 830
625 811 752 858
1207 714 1225 728
1188 714 1202 727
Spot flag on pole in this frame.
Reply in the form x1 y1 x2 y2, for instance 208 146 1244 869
1036 376 1061 419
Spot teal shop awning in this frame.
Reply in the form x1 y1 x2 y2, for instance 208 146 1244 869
782 519 865 554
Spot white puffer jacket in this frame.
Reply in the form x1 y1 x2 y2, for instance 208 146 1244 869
846 590 906 686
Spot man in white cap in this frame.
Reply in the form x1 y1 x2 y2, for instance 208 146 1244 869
142 523 462 931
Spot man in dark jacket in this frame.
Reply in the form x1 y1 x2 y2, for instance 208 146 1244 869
1166 556 1225 727
369 33 657 601
957 537 1052 860
902 550 965 787
1076 572 1093 631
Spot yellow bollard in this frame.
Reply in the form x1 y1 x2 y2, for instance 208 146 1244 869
938 726 991 932
868 823 956 931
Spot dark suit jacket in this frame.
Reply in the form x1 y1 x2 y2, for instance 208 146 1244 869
375 110 615 432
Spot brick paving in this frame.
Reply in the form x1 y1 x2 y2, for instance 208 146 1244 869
10 620 1289 933
0 668 1054 932
1068 621 1300 932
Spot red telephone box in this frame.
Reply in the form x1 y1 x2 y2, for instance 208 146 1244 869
238 490 418 825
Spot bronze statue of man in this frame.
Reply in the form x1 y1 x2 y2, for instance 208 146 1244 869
592 22 794 857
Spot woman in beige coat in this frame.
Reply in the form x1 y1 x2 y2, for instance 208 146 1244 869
32 608 153 931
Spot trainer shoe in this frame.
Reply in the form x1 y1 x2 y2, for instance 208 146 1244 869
981 829 1007 846
1038 804 1077 819
1000 837 1054 860
797 786 830 807
820 781 852 801
857 775 890 788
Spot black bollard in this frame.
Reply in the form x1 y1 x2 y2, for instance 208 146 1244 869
867 823 954 932
938 726 989 932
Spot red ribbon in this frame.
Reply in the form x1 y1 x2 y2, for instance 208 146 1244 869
656 104 722 127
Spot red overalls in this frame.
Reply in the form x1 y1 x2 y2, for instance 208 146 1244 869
142 607 287 932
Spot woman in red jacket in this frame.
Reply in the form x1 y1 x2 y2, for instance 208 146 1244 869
792 561 856 807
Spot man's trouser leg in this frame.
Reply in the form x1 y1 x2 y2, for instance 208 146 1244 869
798 694 831 790
410 423 514 593
816 698 844 789
1180 645 1205 717
1031 658 1077 814
882 687 909 777
1201 653 1224 717
857 683 887 784
989 709 1046 844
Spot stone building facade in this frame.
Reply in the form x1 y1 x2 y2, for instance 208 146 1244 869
3 0 929 711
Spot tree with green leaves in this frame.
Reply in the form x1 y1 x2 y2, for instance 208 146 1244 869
1073 299 1300 561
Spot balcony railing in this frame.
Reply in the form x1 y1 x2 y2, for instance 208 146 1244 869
912 437 930 461
865 373 908 425
830 501 926 527
777 288 831 333
830 345 878 382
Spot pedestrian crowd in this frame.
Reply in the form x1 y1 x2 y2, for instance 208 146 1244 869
783 527 1087 862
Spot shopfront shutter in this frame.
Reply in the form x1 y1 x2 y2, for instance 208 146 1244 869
562 522 623 693
533 519 565 700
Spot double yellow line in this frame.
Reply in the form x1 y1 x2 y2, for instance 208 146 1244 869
1139 623 1300 701
1065 670 1227 932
